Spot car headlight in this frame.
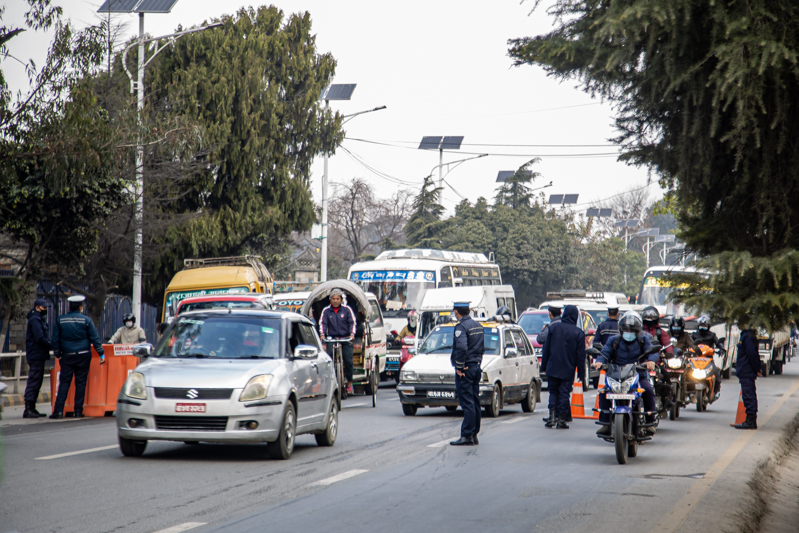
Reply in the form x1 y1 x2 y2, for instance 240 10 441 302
239 375 274 402
692 369 707 379
667 358 682 369
400 370 418 382
123 372 147 400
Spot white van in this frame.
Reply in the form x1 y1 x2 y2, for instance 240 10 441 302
417 285 517 341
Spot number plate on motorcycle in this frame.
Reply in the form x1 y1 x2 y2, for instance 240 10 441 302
427 391 455 399
175 403 206 413
605 394 635 400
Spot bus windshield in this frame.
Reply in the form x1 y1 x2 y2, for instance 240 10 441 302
638 271 698 316
350 271 435 318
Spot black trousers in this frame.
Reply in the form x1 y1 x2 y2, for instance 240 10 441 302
455 365 481 437
54 354 92 413
24 359 46 402
740 377 758 415
325 342 354 382
547 377 572 415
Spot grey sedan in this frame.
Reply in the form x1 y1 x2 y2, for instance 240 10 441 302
116 310 339 460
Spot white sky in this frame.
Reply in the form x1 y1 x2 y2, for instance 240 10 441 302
4 0 661 219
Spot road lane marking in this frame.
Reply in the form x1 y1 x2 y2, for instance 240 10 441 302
310 469 369 486
341 402 368 409
153 523 207 533
35 445 118 460
502 417 525 424
428 438 456 448
652 378 799 533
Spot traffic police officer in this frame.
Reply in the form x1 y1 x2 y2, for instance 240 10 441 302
734 327 761 429
50 295 105 419
536 304 562 346
596 306 620 346
23 298 52 418
540 305 586 429
450 301 485 446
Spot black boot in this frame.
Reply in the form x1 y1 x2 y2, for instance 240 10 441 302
734 414 757 430
544 408 557 428
562 412 573 423
72 410 85 418
23 401 43 418
555 411 569 429
49 411 63 419
596 424 610 436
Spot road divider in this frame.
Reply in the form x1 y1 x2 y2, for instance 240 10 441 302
35 444 118 460
310 469 369 486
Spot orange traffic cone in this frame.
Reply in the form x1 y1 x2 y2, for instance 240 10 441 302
570 379 587 419
730 390 746 427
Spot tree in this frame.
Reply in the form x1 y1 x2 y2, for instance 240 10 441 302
404 176 447 249
493 158 542 210
509 0 799 327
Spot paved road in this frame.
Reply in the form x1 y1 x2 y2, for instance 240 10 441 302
2 365 799 533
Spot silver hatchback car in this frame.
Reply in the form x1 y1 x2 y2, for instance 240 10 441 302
116 310 339 460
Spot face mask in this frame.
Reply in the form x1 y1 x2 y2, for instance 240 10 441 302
622 332 636 342
125 321 134 329
39 308 47 316
409 318 417 328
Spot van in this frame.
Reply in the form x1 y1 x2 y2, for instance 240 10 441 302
417 285 517 341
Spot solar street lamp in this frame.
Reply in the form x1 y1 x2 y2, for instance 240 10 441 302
547 194 579 207
419 136 465 188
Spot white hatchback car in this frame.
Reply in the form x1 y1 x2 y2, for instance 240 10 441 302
396 319 541 417
117 310 339 460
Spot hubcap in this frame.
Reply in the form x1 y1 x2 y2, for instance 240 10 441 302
329 405 338 439
285 412 295 451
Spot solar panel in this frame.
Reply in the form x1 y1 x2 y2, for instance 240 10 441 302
134 0 179 13
614 220 627 227
496 171 514 182
440 136 464 150
419 136 443 150
97 0 141 13
655 234 676 242
322 84 356 101
599 208 613 217
563 194 579 204
548 194 564 205
586 208 599 217
637 228 660 237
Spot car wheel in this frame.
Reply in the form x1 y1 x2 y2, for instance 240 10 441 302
445 405 458 412
315 400 338 447
521 380 537 413
119 435 147 457
268 403 296 460
485 384 501 418
402 403 417 416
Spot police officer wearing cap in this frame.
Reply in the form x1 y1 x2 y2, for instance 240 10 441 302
50 295 105 419
596 307 620 346
23 298 52 418
450 302 485 446
536 304 562 346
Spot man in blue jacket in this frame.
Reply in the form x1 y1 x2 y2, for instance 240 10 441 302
536 304 561 346
319 289 357 395
734 327 762 429
593 311 657 436
540 305 586 429
23 298 52 418
449 302 485 446
51 295 105 419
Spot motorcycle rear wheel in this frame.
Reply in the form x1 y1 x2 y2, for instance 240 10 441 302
614 413 628 465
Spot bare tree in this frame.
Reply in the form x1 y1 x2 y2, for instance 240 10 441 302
590 186 653 237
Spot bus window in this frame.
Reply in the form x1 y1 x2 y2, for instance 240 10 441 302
439 266 453 288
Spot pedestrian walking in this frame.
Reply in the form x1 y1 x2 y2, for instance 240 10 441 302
450 302 485 446
540 304 586 429
23 298 52 418
109 313 147 344
50 295 105 419
734 326 761 429
536 304 562 346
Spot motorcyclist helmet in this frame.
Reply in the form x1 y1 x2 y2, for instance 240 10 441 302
619 311 643 342
642 306 659 325
697 316 711 332
123 313 136 329
669 316 685 335
407 309 418 328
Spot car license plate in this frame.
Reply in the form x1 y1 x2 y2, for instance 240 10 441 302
606 394 635 400
427 391 455 399
175 403 206 413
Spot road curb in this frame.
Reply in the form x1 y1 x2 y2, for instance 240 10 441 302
0 392 51 418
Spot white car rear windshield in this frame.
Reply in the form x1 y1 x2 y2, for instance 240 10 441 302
155 316 282 359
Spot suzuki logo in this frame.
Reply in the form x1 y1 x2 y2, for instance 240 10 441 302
186 389 199 399
440 375 445 381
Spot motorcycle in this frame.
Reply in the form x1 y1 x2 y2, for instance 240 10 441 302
686 344 719 412
589 344 661 465
660 339 689 421
651 347 673 421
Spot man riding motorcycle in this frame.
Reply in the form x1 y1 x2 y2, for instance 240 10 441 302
642 306 671 354
593 311 658 437
398 310 418 339
669 317 696 353
691 316 723 398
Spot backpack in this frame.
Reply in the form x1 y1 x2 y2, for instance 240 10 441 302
609 334 646 362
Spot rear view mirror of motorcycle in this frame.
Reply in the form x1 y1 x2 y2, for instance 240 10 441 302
592 342 603 351
670 337 678 346
719 337 726 345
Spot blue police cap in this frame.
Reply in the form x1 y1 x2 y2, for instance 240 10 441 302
34 298 48 308
452 301 471 308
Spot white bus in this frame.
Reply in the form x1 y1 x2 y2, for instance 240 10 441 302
348 249 506 333
637 265 704 317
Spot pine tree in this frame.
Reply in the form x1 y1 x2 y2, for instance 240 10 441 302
493 158 542 210
404 176 446 249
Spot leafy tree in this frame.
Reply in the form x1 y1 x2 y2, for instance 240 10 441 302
404 176 447 249
493 158 542 210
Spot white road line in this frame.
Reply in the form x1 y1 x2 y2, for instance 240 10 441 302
427 438 456 448
35 445 118 460
310 469 369 486
341 402 368 409
153 523 207 533
501 417 524 424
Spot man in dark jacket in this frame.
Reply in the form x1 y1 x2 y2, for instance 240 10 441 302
540 305 585 429
596 307 620 346
536 305 562 346
23 298 52 418
450 302 485 446
51 295 105 419
319 289 357 394
734 328 762 429
692 316 724 397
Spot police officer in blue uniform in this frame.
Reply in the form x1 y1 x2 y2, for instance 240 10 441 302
596 306 620 346
734 327 762 429
50 295 105 419
450 302 485 446
536 304 561 346
23 298 52 418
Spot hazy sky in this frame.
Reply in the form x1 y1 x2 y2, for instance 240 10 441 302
5 0 661 218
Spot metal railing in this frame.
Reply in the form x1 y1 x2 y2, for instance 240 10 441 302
0 351 27 394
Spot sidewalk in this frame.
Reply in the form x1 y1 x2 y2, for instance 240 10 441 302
0 398 55 427
0 391 51 420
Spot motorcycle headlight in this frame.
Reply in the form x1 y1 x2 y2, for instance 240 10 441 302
622 377 638 392
692 369 707 379
606 377 624 394
123 372 147 400
239 375 273 402
667 358 682 369
401 370 418 382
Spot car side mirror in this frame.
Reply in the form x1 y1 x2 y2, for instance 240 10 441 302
133 343 153 357
293 345 319 360
505 347 518 358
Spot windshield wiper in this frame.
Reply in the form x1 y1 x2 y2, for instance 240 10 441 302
179 353 207 358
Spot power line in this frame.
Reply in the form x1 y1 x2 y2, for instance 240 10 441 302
343 138 619 158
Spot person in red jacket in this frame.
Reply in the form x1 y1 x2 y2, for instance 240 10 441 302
642 306 671 354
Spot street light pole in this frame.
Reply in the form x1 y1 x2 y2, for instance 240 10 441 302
131 12 145 324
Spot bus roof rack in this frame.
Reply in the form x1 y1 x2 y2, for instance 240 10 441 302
183 256 272 283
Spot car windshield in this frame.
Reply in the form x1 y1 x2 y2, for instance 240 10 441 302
178 300 264 314
518 313 550 335
419 326 501 355
154 316 282 359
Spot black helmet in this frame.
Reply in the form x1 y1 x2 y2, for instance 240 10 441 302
697 316 711 330
642 306 659 323
496 305 512 319
619 311 643 334
124 313 136 325
669 316 685 333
